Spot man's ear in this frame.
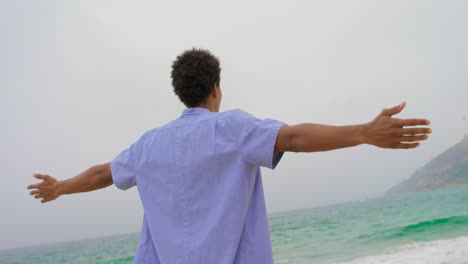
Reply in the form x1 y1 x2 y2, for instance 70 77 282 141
212 84 220 99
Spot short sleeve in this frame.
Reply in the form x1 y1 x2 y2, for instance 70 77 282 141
235 110 286 169
111 135 146 190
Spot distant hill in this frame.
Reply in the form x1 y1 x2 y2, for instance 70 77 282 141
386 135 468 195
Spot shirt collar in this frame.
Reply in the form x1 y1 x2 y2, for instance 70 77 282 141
181 107 211 116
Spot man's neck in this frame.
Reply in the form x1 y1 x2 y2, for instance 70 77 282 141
197 102 216 112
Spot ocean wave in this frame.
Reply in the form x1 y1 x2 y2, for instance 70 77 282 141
358 215 468 241
97 256 134 264
338 236 468 264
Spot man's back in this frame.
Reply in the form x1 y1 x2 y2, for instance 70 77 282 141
111 108 285 263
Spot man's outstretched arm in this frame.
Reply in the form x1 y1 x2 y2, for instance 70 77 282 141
27 162 112 203
275 102 432 153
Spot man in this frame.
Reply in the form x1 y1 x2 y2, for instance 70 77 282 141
27 49 431 263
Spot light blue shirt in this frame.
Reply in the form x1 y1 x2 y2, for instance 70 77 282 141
111 108 285 264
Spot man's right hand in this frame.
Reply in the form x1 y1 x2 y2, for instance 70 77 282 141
363 102 431 149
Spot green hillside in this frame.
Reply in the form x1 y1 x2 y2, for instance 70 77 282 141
386 135 468 195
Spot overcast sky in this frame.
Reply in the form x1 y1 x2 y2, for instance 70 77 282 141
1 0 467 250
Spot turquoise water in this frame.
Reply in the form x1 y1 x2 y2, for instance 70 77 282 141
270 185 468 263
2 185 468 264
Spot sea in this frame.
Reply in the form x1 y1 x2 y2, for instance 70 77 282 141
2 185 468 264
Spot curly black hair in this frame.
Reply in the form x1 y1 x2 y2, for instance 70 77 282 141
171 48 221 108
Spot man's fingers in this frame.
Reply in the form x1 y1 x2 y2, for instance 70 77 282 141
394 118 430 127
393 143 420 149
41 198 54 203
396 127 432 136
27 184 40 190
30 190 41 195
381 102 406 117
27 184 50 191
34 174 50 181
35 194 54 200
396 135 429 143
28 174 49 190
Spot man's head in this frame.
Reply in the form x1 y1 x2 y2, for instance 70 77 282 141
171 48 222 112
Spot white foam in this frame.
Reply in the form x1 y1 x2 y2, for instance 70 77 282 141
338 236 468 264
